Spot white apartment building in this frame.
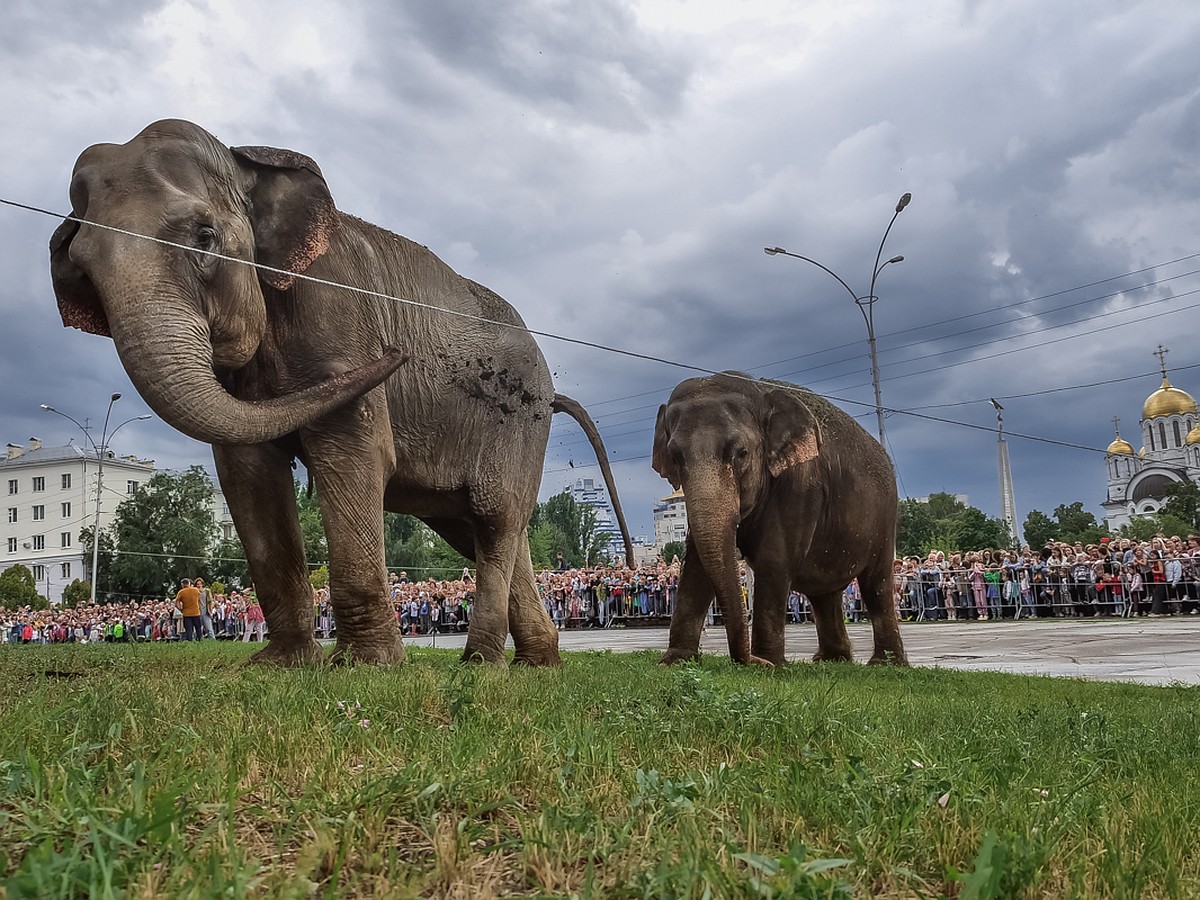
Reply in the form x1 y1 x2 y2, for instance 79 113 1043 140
653 488 688 552
0 438 232 604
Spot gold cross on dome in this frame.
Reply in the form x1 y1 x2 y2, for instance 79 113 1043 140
1154 344 1169 378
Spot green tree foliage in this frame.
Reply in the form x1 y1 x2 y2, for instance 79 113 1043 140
78 524 116 592
106 467 217 598
1051 502 1108 545
213 537 249 587
529 520 570 569
1023 509 1058 550
1159 480 1200 532
896 498 936 558
1154 513 1194 540
1118 517 1161 543
295 482 328 564
662 540 686 565
61 578 92 607
897 493 1011 556
0 564 47 609
309 565 329 589
382 514 473 579
532 493 611 567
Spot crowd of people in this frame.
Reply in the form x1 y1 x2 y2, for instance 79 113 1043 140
889 534 1200 622
4 533 1199 643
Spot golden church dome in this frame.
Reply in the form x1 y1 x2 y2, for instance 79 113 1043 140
1143 377 1198 419
1139 446 1146 458
1106 436 1135 455
1188 423 1200 446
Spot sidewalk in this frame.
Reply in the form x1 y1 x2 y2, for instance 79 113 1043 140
400 618 1200 686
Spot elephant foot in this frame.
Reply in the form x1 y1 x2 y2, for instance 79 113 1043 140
868 648 910 666
328 634 406 667
512 648 563 667
460 644 507 665
246 638 325 668
660 647 701 666
812 647 854 663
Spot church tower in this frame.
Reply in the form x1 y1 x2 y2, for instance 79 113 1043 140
1102 345 1200 530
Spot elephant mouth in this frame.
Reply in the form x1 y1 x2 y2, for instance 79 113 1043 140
50 219 112 337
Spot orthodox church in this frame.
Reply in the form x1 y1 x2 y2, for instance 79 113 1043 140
1102 346 1200 530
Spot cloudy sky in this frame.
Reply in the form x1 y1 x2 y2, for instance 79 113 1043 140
3 0 1200 541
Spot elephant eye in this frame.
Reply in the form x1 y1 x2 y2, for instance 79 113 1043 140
194 224 219 253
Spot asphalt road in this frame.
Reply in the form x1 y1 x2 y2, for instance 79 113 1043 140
402 618 1200 686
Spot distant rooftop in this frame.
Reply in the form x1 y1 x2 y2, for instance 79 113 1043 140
0 439 154 469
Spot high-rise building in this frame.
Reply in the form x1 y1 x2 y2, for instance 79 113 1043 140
565 477 625 561
653 488 688 552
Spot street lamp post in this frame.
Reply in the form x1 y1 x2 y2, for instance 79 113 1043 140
765 192 911 446
41 394 151 603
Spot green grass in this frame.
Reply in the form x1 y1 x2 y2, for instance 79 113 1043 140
1 643 1198 898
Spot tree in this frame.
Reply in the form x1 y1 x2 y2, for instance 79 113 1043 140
0 564 47 609
953 507 1011 552
1159 480 1200 532
532 493 611 567
1119 517 1161 543
529 520 570 569
1154 513 1194 540
106 467 217 598
896 498 936 558
79 524 116 593
295 482 328 564
662 540 686 565
61 578 92 607
213 536 249 587
1052 502 1108 545
1023 509 1058 551
309 565 329 589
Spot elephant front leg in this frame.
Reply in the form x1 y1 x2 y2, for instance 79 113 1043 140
748 566 789 666
307 428 404 666
213 443 323 667
661 538 713 665
808 589 854 662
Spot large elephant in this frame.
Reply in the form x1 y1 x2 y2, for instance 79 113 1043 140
50 118 632 667
651 372 907 666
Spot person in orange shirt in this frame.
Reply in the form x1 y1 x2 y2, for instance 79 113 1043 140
175 578 202 642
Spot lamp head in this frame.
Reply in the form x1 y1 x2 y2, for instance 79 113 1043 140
990 398 1004 411
110 393 122 402
887 255 904 265
896 192 912 213
764 246 785 256
40 404 53 412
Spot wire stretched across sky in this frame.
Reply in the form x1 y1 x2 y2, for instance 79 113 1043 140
0 196 1183 463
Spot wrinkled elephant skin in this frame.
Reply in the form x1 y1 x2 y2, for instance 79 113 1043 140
652 372 907 667
50 119 633 667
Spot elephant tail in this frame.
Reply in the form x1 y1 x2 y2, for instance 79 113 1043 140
551 393 636 567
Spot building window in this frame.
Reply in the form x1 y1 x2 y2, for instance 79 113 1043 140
127 480 139 495
6 508 14 524
1148 428 1156 452
32 477 45 492
32 535 44 551
1159 423 1168 450
61 473 72 490
32 564 44 582
62 502 71 518
6 538 15 553
61 532 71 548
32 505 44 521
1173 421 1182 447
6 479 15 495
61 562 71 579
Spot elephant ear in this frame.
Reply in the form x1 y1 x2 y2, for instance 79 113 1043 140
651 404 682 489
763 388 821 478
230 145 339 291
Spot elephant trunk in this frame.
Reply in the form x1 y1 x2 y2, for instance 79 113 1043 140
101 280 405 445
683 464 754 664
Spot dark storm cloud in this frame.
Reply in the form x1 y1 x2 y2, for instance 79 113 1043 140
390 0 692 129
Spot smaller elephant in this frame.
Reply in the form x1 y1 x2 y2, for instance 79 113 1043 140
652 372 907 666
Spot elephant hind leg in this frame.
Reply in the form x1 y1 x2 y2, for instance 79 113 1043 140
508 540 562 667
860 562 909 666
460 518 521 664
809 589 853 662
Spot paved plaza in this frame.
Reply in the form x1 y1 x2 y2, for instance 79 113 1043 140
403 618 1200 686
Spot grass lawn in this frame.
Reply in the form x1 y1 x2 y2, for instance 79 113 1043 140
1 642 1198 898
